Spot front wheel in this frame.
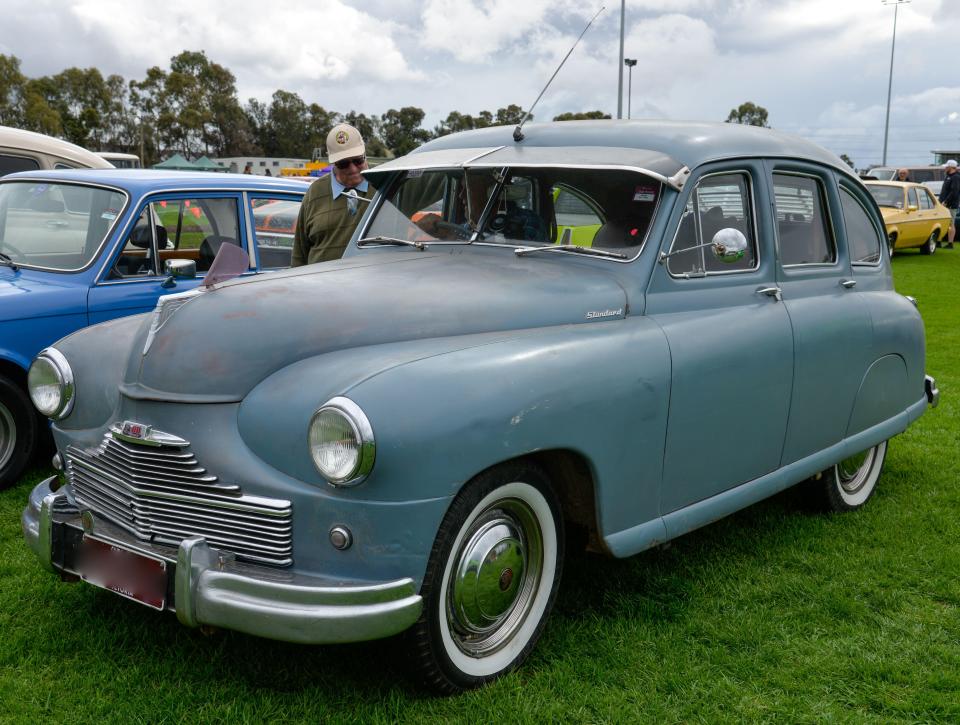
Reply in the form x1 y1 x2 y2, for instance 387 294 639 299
920 231 937 255
0 375 38 490
807 441 888 512
408 462 564 693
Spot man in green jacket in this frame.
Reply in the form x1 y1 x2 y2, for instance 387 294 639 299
291 123 372 266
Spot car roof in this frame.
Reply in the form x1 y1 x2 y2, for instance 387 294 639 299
0 125 114 169
864 180 919 188
412 120 856 178
2 168 309 194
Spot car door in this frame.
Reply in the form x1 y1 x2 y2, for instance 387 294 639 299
768 164 873 464
87 192 249 324
646 161 794 514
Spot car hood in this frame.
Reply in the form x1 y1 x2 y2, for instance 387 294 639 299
124 250 628 400
0 267 86 323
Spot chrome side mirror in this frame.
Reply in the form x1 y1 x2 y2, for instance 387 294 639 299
711 228 747 264
161 258 196 289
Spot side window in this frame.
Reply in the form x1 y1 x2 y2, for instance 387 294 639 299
111 207 158 278
0 154 41 176
552 186 602 246
840 188 882 264
772 174 836 266
153 197 242 273
919 189 934 210
667 172 758 276
908 188 919 209
250 196 301 269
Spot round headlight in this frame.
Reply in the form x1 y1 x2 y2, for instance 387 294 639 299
27 348 74 420
309 397 375 486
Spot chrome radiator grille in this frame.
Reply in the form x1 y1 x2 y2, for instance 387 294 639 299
66 427 292 567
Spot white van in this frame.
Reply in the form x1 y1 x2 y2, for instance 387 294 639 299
0 126 113 176
95 151 142 169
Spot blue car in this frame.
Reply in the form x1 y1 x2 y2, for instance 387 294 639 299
21 122 937 692
0 170 305 487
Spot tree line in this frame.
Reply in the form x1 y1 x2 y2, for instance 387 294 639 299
0 51 613 165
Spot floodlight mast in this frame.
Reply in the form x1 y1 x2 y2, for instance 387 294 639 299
513 6 605 143
881 0 910 166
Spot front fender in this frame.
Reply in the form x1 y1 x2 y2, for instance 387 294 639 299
239 318 672 542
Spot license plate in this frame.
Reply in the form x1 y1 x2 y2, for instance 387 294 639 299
77 535 168 611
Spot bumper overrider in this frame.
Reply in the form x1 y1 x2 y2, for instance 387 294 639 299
22 477 423 644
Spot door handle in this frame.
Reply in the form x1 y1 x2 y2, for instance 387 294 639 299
756 286 782 302
840 279 857 289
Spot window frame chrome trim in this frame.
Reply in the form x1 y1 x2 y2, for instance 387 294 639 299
664 168 762 280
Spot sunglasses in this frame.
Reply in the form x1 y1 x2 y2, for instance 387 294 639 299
334 155 366 170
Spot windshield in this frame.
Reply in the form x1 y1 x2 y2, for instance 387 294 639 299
866 185 904 209
364 167 662 256
0 181 127 271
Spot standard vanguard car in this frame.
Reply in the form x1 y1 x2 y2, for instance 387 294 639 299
22 121 936 693
0 170 304 487
864 180 952 255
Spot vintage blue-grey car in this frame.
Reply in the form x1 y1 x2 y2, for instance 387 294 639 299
22 121 937 692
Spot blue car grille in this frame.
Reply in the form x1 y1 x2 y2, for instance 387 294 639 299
65 431 293 567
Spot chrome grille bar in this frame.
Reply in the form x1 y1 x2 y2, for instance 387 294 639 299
66 429 293 567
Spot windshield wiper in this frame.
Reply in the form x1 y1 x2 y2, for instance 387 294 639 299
514 244 627 260
357 236 427 251
0 251 19 271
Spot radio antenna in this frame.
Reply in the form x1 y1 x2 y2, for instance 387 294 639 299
513 6 605 143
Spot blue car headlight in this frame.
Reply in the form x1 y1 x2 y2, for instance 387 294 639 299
308 396 375 486
28 348 75 420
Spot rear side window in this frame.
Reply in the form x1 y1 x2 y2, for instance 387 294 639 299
0 154 40 176
840 188 882 265
250 196 301 269
919 188 934 210
668 172 758 276
773 174 836 266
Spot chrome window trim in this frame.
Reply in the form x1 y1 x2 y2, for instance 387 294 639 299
838 184 884 268
465 161 686 191
771 170 840 269
665 168 761 280
0 178 130 274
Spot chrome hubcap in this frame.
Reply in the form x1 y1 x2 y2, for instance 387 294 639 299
0 401 15 470
448 498 543 657
837 447 875 494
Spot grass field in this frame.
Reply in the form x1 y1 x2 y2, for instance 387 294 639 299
1 248 958 722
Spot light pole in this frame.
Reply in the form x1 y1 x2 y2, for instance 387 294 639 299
624 58 637 119
617 0 625 119
882 0 910 166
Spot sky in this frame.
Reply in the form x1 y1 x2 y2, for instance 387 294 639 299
2 0 959 169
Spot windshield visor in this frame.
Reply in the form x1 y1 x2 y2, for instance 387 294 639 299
0 181 127 271
365 167 662 255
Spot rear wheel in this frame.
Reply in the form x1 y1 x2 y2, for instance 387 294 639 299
806 441 887 512
920 231 937 255
408 462 564 693
0 375 38 490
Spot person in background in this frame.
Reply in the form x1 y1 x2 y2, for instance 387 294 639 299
938 160 959 249
897 168 910 182
264 168 272 177
291 123 371 266
243 163 253 175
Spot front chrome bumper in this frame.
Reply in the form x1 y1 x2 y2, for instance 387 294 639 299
22 477 423 644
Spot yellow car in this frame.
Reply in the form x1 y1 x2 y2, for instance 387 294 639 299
865 181 952 256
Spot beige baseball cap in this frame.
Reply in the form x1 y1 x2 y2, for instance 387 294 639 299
326 123 365 163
